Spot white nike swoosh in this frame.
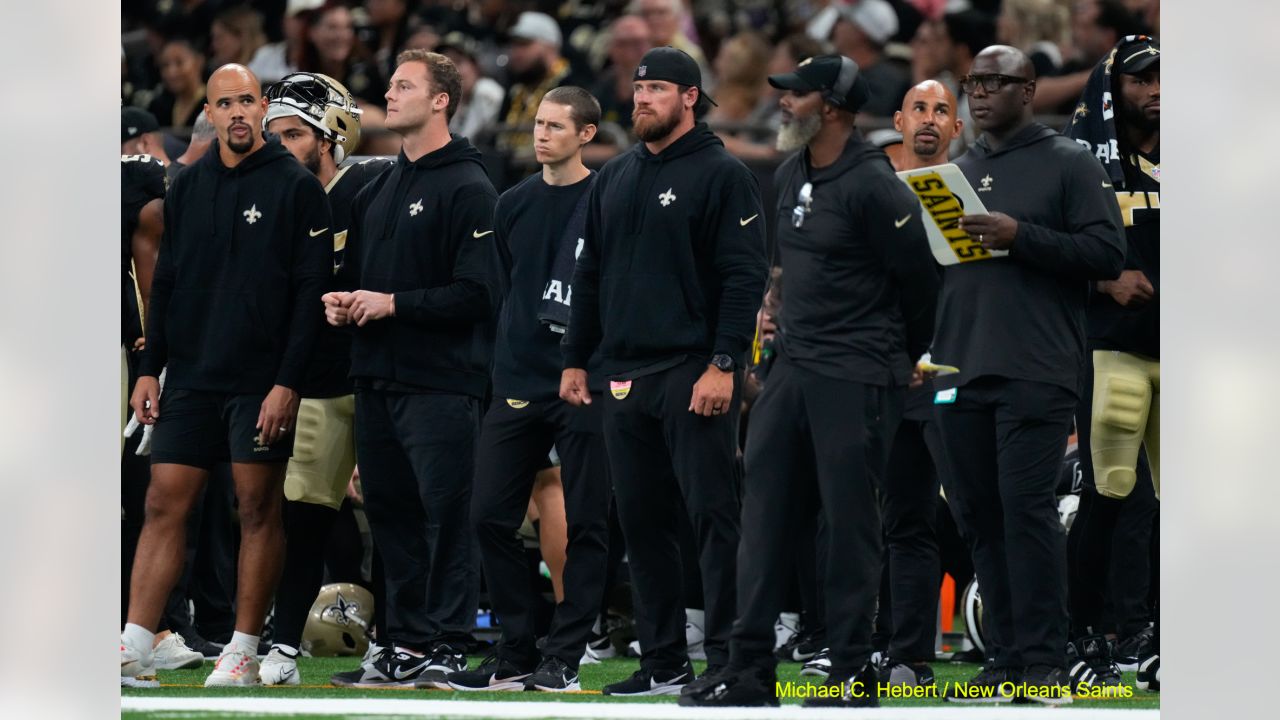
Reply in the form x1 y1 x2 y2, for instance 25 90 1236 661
1102 182 1112 188
894 214 912 228
473 229 494 238
310 227 329 237
651 672 690 688
739 214 759 227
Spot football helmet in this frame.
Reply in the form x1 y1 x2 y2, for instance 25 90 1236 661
301 583 374 657
264 72 363 163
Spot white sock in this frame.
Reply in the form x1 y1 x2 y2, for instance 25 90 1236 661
685 608 706 630
272 643 299 658
122 623 156 655
229 631 260 655
395 646 425 657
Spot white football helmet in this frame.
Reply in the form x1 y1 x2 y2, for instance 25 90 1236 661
264 72 363 163
301 583 374 657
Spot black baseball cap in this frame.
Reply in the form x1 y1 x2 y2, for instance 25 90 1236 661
768 54 871 113
634 46 717 106
122 107 160 142
1116 35 1160 74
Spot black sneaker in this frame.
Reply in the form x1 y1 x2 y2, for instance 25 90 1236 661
1068 634 1123 690
1114 626 1154 671
773 631 820 662
413 644 468 690
1017 664 1073 705
878 658 936 687
328 645 389 687
332 647 430 687
602 662 695 696
445 653 533 692
800 648 830 677
1135 653 1160 692
802 662 879 708
678 666 778 707
182 632 226 660
679 663 725 696
526 655 580 692
944 664 1019 704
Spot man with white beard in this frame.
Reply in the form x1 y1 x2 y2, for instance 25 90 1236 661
681 55 938 708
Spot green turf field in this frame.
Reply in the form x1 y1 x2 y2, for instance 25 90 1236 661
120 655 1159 717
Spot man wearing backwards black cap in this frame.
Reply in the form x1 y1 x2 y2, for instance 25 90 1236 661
1063 34 1161 691
560 46 768 696
928 46 1125 705
681 55 938 708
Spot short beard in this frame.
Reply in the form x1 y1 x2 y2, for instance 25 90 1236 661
911 138 944 162
776 113 821 152
227 132 255 155
303 144 323 176
634 106 681 143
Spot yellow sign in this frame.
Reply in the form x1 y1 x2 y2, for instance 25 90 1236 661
907 171 991 263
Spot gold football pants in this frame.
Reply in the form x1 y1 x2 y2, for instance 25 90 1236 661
285 395 357 510
1090 350 1160 499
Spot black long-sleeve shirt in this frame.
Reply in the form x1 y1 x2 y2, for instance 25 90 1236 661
932 123 1126 394
342 137 502 399
562 123 768 377
772 133 938 386
138 139 332 394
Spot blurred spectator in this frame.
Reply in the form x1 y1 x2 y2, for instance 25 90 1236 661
299 1 386 106
208 4 268 70
1033 0 1144 112
910 10 995 154
148 36 207 129
401 24 441 53
632 0 709 73
997 0 1071 79
707 32 776 160
151 0 219 47
590 14 651 135
360 0 414 85
249 0 323 84
831 0 912 117
437 33 504 142
173 113 217 175
497 12 591 156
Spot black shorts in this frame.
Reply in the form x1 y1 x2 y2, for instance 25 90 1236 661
150 388 294 469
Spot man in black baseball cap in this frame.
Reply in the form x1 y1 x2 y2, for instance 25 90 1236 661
560 43 767 695
122 107 173 167
765 53 870 114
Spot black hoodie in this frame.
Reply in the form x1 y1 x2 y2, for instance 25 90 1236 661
772 132 938 386
138 139 332 394
562 123 768 377
342 136 501 399
932 123 1126 394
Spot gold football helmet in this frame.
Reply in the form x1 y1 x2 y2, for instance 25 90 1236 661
265 72 363 162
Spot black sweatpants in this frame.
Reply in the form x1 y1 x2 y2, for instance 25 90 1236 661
355 390 480 651
730 358 898 675
602 357 741 670
880 417 941 662
472 396 611 669
932 376 1076 669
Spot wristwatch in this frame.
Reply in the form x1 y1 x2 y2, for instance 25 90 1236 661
709 353 735 372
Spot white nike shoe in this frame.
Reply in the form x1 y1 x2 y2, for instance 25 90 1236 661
581 643 602 665
774 612 801 650
259 647 301 686
121 642 159 688
204 647 262 687
152 633 204 670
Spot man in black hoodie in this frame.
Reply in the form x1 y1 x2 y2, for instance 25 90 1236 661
929 46 1125 705
560 47 768 696
322 50 502 689
682 55 938 709
122 64 333 688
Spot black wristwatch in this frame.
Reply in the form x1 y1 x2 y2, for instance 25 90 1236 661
709 353 735 372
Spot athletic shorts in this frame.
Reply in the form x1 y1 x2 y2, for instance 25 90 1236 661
284 394 356 510
150 388 293 469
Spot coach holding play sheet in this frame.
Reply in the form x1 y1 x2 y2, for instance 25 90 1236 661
930 46 1125 705
559 46 767 696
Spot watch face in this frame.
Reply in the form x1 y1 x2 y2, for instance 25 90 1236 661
712 355 733 371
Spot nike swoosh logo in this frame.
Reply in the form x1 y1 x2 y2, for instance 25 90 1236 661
310 227 329 237
739 214 758 226
894 215 912 228
473 229 494 238
1102 182 1112 188
280 667 296 681
393 661 428 680
651 672 690 688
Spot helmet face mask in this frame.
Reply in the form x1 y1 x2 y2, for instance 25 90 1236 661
264 72 363 163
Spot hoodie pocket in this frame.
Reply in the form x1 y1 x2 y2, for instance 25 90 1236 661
167 290 274 366
600 273 704 357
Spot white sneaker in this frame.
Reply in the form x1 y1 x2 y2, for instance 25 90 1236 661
774 612 801 650
260 647 301 686
153 633 204 670
121 642 159 688
580 644 601 665
204 647 262 687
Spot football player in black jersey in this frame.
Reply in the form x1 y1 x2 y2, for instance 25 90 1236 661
257 72 392 686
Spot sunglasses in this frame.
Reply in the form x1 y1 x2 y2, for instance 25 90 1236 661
791 182 813 229
959 74 1030 94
